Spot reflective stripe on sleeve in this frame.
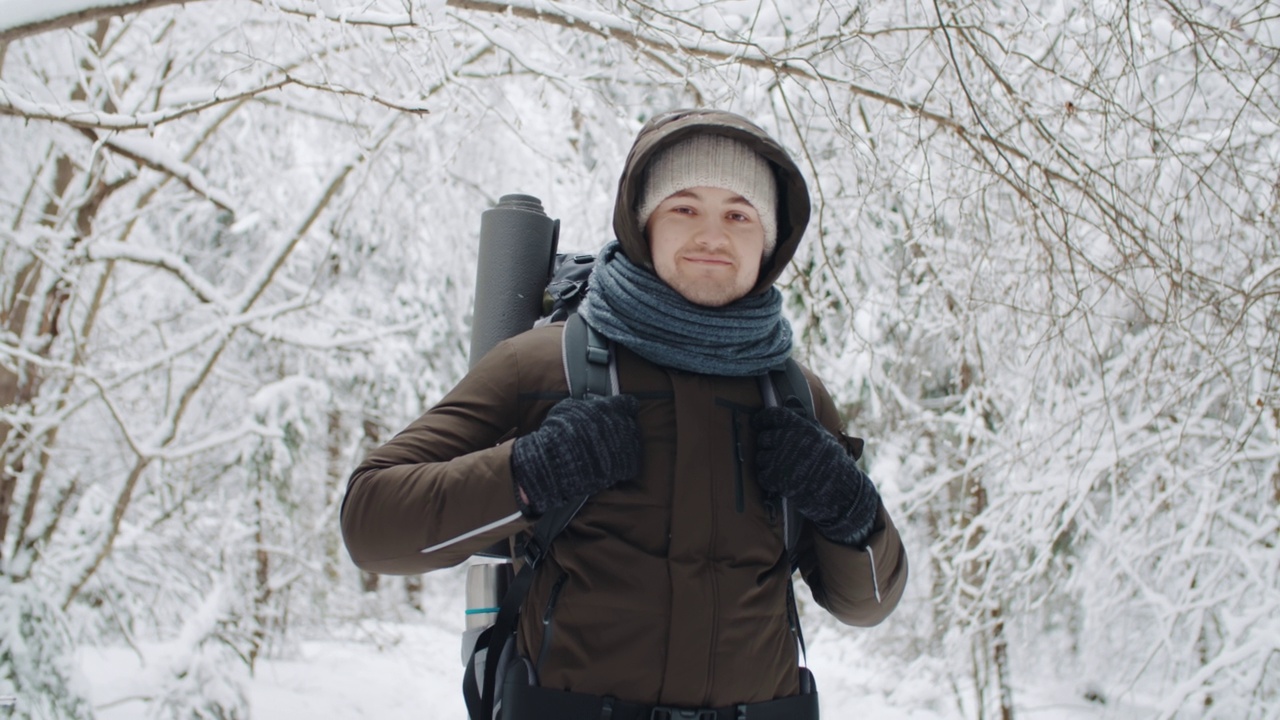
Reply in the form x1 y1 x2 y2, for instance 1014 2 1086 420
419 511 523 556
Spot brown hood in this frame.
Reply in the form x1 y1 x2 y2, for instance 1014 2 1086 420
612 109 811 295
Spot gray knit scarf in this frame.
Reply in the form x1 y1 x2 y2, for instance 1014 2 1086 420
578 242 793 376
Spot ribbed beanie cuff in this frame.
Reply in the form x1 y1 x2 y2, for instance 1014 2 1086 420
637 135 778 254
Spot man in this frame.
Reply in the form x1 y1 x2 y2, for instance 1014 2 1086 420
341 109 908 718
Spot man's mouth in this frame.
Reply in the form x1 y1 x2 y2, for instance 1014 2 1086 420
683 255 734 267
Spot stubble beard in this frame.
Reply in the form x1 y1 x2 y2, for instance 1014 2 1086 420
659 267 750 308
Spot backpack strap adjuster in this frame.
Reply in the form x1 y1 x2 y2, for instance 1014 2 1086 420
563 313 615 400
586 345 610 365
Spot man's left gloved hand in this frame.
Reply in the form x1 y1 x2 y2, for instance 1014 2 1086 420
751 406 881 548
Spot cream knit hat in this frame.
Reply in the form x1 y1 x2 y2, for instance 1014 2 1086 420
637 134 779 254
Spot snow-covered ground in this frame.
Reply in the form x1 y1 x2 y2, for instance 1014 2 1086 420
77 616 1142 719
67 529 1151 720
82 626 463 720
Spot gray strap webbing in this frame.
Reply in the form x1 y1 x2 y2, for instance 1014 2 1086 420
563 313 615 399
757 363 815 561
758 362 814 668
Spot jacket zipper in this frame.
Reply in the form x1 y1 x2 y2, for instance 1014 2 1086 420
535 572 569 678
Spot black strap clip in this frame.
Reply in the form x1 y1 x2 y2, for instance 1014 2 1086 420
519 534 548 569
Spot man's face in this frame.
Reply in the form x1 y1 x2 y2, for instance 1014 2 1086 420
646 187 766 307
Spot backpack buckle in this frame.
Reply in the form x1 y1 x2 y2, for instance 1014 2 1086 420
519 535 547 569
650 707 717 720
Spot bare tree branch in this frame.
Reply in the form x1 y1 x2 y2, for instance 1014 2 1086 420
82 240 230 307
0 0 191 43
0 76 294 130
100 134 237 213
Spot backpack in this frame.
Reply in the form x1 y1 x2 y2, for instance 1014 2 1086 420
463 251 820 720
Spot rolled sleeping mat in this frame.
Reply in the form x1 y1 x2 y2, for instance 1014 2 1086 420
469 194 559 368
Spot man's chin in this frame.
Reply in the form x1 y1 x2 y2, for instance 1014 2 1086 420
671 282 747 308
656 266 751 307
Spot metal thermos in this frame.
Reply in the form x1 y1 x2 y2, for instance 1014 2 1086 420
468 194 559 369
461 561 514 665
465 561 513 629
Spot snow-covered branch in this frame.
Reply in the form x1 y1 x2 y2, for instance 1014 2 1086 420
81 240 230 307
1 73 429 133
100 135 237 214
0 0 192 43
0 76 293 131
230 111 403 313
282 77 432 115
3 1 1276 715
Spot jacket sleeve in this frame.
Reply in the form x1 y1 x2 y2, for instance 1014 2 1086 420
794 367 909 626
340 336 541 575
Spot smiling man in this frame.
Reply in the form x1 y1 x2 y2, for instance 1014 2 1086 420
341 109 908 720
638 132 775 307
647 186 764 306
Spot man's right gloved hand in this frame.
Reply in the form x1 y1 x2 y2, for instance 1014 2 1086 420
511 394 642 516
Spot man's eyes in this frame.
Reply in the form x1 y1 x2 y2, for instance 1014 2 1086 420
666 205 754 221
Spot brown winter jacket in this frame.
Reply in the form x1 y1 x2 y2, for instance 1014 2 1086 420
341 109 908 708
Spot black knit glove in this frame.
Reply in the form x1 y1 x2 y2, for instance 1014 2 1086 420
512 394 642 515
751 406 880 547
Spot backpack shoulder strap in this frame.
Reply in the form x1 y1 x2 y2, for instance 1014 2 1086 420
759 358 816 563
759 358 816 667
467 315 619 720
467 496 585 720
562 312 616 399
768 357 815 418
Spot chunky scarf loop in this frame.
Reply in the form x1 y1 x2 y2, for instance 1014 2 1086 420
578 242 793 376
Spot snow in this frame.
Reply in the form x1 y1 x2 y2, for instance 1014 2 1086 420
104 135 238 213
82 627 463 720
0 0 156 33
80 630 757 719
3 0 1278 717
77 620 1141 719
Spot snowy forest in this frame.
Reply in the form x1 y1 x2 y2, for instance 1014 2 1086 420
1 0 1277 718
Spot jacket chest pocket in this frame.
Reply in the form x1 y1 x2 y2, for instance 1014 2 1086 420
718 399 787 555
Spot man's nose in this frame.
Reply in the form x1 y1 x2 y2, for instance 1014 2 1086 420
693 217 731 247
